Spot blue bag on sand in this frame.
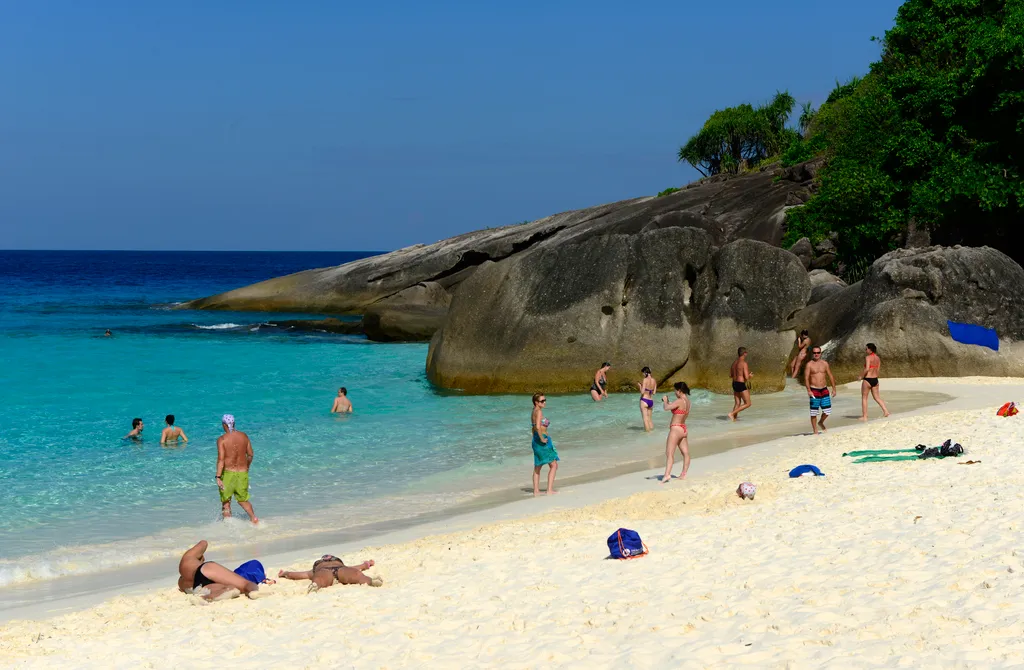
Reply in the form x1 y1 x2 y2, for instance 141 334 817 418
947 320 999 351
234 559 267 584
789 464 825 478
608 528 648 560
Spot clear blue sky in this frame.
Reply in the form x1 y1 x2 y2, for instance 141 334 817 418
0 1 902 251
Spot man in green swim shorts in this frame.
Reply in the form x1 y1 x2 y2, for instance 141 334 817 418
215 414 259 524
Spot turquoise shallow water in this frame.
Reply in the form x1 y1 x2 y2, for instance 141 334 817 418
0 251 800 589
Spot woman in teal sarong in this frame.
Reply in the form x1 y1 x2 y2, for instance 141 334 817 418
530 392 559 496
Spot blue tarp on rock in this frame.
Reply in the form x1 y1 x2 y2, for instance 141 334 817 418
947 321 999 351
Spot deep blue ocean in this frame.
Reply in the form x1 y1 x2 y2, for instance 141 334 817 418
2 250 714 588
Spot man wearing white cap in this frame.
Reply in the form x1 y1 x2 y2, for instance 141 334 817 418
215 414 259 524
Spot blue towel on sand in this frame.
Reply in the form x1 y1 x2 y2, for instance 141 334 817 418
947 320 999 351
234 559 267 584
789 464 824 478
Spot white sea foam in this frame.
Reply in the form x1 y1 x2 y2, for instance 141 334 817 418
0 492 467 589
192 323 244 330
0 516 277 589
151 302 186 311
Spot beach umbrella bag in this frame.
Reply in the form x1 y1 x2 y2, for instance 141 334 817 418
607 528 648 560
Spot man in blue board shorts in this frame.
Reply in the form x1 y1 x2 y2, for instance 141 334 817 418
803 346 837 435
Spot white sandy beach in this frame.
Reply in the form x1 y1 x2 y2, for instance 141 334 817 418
3 377 1024 668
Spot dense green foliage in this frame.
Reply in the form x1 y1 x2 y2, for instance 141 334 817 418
677 92 797 176
657 187 681 197
783 0 1024 271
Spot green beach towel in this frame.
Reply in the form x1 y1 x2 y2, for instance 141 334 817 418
842 449 919 457
851 455 944 464
843 441 964 463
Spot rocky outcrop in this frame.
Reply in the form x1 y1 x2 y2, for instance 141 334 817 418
687 241 810 393
183 162 821 317
789 237 813 270
788 235 840 272
786 245 1024 382
358 281 451 341
362 305 448 343
373 281 451 311
269 318 363 334
426 231 808 394
807 269 847 305
810 239 838 270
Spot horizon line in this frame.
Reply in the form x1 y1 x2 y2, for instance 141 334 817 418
0 248 388 253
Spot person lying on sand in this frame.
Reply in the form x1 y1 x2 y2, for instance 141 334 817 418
177 540 266 601
278 554 382 592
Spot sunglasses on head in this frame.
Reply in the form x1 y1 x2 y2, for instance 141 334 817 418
812 351 822 355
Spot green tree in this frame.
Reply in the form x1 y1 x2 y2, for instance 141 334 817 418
678 91 796 176
786 0 1024 272
798 102 816 138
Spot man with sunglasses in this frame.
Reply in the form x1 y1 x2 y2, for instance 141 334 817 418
803 346 837 435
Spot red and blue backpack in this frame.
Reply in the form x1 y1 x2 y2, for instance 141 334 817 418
607 528 648 560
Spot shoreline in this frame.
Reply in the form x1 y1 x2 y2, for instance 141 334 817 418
3 377 1024 666
0 379 967 622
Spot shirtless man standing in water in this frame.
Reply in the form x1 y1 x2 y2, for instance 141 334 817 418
803 347 837 435
331 387 353 413
216 414 259 524
727 347 753 421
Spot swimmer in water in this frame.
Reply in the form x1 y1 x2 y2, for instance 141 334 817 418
124 417 144 441
330 387 353 413
637 366 657 431
660 382 691 483
104 329 112 337
590 362 611 402
531 393 559 496
161 414 188 444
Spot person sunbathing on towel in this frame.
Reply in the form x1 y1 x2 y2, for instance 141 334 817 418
177 540 269 601
278 554 382 591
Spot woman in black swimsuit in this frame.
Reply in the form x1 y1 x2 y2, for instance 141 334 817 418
590 362 611 402
176 540 264 601
859 343 890 420
278 554 382 591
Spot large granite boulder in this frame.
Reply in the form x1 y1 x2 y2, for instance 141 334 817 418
687 240 811 393
426 231 809 394
786 245 1024 382
427 227 712 393
182 162 820 316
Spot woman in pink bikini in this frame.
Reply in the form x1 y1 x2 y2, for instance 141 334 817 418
790 330 812 379
660 382 691 483
637 366 657 432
